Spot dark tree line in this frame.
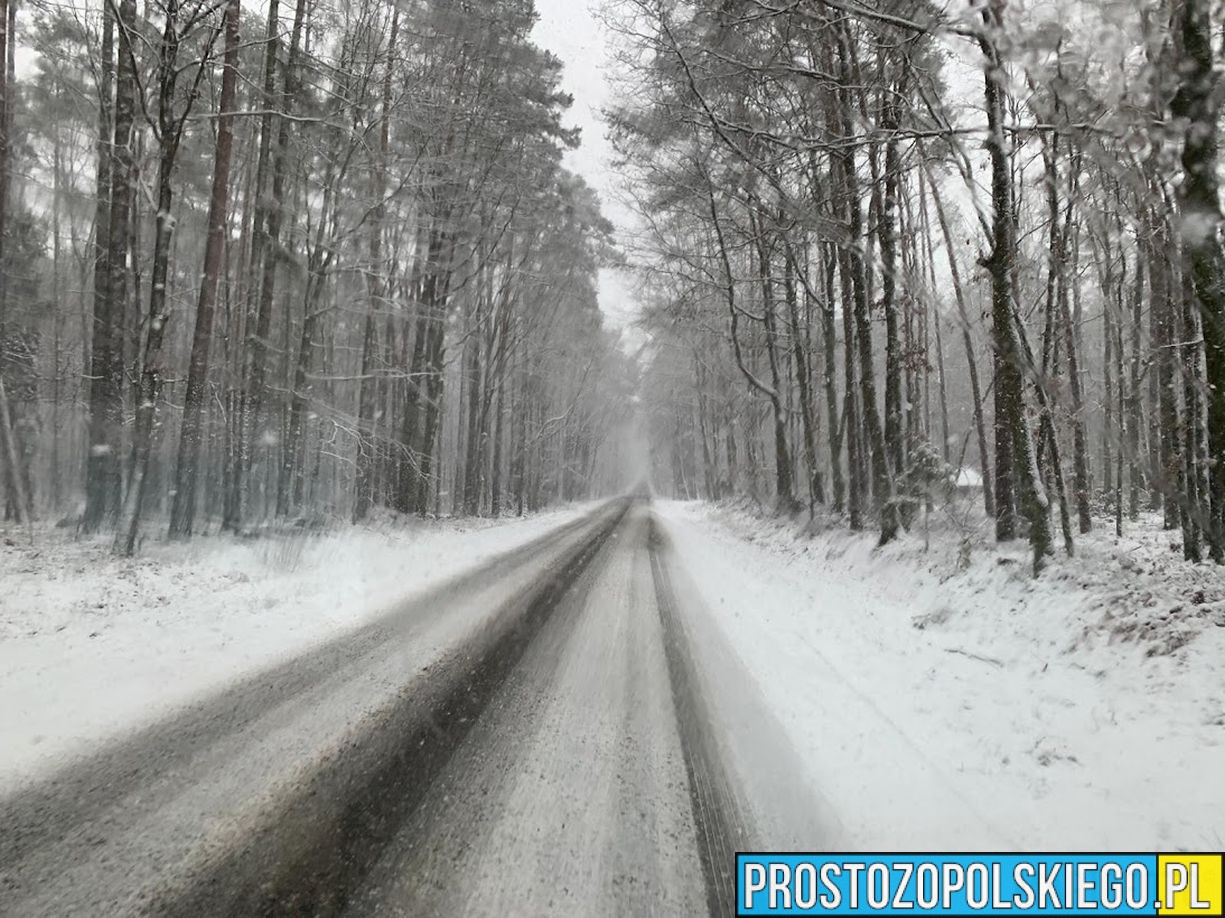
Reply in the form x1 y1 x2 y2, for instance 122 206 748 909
0 0 634 552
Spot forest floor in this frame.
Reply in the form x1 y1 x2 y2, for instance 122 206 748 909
656 497 1225 850
0 505 593 792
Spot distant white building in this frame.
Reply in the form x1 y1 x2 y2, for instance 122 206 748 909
953 467 984 493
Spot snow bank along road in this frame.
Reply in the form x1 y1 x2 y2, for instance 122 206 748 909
0 499 815 917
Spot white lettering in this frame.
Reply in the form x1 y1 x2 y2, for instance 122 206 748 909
1166 863 1189 910
744 863 766 910
769 863 792 911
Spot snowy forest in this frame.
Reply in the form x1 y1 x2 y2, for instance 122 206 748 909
1 0 1225 577
613 0 1225 575
0 0 636 554
3 0 1225 903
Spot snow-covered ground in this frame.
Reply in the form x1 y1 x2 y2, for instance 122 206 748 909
6 495 1220 851
0 506 592 792
657 498 1225 851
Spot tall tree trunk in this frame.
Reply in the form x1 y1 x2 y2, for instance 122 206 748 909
1150 207 1181 528
223 0 279 530
490 357 506 516
1041 140 1092 534
283 235 332 517
835 27 896 543
837 244 863 530
1173 0 1225 561
880 94 904 480
782 240 823 511
1128 255 1144 520
170 0 241 537
980 5 1052 572
81 1 116 525
819 244 845 513
1103 252 1115 502
461 261 486 515
413 236 452 515
233 0 306 528
701 163 793 513
83 0 134 532
1180 265 1206 562
354 8 397 523
0 379 27 524
398 231 435 512
117 2 190 556
751 219 797 513
0 0 23 523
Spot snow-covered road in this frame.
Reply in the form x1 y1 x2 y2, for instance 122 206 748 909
348 505 714 916
5 496 1214 917
1 500 789 917
0 503 627 915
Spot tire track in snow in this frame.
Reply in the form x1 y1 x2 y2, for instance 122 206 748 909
159 502 627 916
0 501 627 917
648 514 751 918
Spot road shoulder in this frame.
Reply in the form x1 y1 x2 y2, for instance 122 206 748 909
653 499 1224 850
0 503 599 792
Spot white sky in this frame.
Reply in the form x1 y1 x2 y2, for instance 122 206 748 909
531 0 640 335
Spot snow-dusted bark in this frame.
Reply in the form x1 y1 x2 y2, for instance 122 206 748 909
978 2 1052 572
1172 0 1225 563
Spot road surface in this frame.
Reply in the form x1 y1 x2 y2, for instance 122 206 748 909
0 499 768 917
